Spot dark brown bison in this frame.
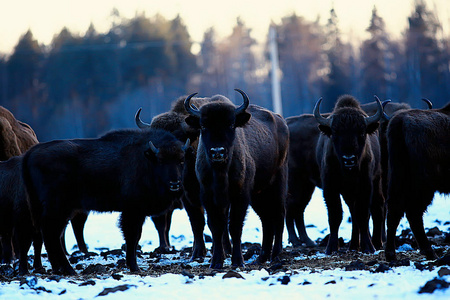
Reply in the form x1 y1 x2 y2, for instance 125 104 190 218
385 102 450 261
0 106 38 160
313 95 383 254
0 156 43 275
135 95 213 259
22 128 189 274
184 89 289 269
0 106 89 274
285 98 406 249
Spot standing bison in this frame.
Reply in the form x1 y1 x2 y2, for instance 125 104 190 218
135 96 213 259
0 106 89 274
22 128 189 274
313 95 384 254
285 98 397 249
0 156 44 275
184 89 289 268
385 102 450 261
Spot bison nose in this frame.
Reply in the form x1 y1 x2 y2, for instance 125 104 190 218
169 180 181 192
342 155 357 168
210 147 226 161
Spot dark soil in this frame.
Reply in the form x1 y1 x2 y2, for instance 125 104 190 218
1 228 449 283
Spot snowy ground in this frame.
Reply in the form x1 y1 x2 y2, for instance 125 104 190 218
1 189 449 299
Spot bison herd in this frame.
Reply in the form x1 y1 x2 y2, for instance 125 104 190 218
0 90 448 276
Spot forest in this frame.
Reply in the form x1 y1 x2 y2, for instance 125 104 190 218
0 1 449 142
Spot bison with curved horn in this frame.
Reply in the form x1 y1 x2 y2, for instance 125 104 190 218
22 128 189 274
313 95 384 254
134 95 214 259
184 89 289 269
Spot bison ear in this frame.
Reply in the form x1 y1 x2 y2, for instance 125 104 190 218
235 112 251 127
366 122 379 135
318 125 332 137
185 116 200 129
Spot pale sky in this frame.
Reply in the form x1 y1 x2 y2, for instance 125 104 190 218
0 0 449 54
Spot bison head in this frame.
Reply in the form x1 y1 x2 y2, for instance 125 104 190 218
184 89 251 165
145 136 190 195
314 95 382 170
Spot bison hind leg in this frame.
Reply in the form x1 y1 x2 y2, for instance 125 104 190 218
41 216 76 275
286 179 316 247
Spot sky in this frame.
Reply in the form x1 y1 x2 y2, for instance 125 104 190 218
0 0 449 55
0 190 449 299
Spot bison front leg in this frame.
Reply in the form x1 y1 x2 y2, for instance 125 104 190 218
181 195 207 260
351 191 375 254
151 210 173 253
370 175 386 250
229 194 250 267
204 197 228 269
120 212 146 273
323 191 343 255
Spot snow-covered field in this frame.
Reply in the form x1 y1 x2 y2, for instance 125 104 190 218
1 189 449 299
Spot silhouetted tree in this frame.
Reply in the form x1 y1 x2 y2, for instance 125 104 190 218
275 13 325 115
321 7 351 111
404 0 447 107
6 30 43 103
360 6 393 101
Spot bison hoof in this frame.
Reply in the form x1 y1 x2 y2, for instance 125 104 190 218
302 239 317 248
191 247 207 260
209 262 224 269
385 250 397 262
55 266 76 276
422 249 438 261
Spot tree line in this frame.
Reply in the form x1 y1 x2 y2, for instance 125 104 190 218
0 1 448 141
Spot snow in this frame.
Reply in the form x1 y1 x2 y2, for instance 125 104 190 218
1 189 449 299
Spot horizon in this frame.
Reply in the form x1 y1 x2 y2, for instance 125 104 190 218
1 0 449 55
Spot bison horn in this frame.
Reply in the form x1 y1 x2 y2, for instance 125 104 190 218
313 98 331 127
381 99 391 121
364 95 383 126
135 108 151 129
148 141 159 155
184 93 201 117
182 138 190 151
234 88 250 114
422 98 433 109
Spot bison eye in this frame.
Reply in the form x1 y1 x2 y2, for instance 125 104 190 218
229 124 235 129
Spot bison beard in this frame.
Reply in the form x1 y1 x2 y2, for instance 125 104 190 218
385 102 450 261
313 95 383 255
22 129 188 275
184 89 289 269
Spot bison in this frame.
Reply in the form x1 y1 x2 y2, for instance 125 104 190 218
284 99 430 249
0 156 43 275
0 106 89 274
313 95 384 254
135 95 213 259
285 99 392 248
385 102 450 261
184 89 289 269
22 128 189 274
